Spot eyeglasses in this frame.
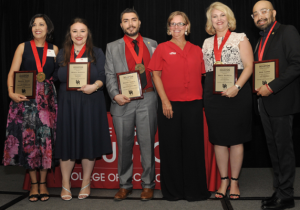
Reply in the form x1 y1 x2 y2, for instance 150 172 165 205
251 9 271 19
169 22 186 27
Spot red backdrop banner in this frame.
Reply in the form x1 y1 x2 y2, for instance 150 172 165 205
23 111 222 191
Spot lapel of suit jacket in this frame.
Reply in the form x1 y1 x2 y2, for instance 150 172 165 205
262 22 281 60
143 38 153 57
254 40 260 55
142 37 156 89
118 38 129 71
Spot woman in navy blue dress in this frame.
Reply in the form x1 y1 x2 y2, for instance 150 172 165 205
3 14 59 202
54 18 112 201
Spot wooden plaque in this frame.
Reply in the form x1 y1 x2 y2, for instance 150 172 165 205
213 64 238 94
116 71 144 100
13 70 36 99
67 62 91 91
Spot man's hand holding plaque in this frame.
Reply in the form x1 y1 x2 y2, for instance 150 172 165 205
253 59 279 95
116 70 144 101
114 94 131 106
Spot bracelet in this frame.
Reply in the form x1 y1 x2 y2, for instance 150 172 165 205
235 84 241 90
265 84 273 93
94 83 99 91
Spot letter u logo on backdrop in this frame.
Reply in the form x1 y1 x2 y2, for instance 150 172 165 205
103 142 117 163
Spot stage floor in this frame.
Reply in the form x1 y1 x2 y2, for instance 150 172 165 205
0 166 299 210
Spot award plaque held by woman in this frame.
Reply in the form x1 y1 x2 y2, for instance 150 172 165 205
3 14 59 202
202 2 254 200
54 18 112 201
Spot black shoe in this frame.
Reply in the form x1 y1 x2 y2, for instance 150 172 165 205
261 197 295 210
262 192 277 205
214 177 229 199
229 177 240 200
28 182 39 202
39 182 50 202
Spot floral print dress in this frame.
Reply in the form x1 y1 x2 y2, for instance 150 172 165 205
3 42 57 169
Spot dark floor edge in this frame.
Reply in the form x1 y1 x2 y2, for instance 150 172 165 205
0 191 27 195
236 197 300 200
0 191 299 200
49 194 165 200
221 199 234 210
0 193 28 210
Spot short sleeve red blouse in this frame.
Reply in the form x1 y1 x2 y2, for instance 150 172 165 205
148 41 206 101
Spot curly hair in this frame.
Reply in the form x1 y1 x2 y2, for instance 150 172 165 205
205 2 236 35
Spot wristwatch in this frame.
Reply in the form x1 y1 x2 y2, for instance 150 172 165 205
235 84 241 90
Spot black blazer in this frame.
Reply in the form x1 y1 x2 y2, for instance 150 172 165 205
254 22 300 117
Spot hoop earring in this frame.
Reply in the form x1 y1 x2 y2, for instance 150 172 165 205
228 23 230 28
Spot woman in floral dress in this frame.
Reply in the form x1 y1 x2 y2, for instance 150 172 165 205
3 14 58 202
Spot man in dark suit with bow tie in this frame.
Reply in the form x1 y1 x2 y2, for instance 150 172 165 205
252 1 300 209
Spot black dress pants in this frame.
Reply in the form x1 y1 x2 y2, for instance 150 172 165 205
259 98 295 199
158 99 210 201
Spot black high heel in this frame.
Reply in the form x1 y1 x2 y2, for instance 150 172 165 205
39 182 50 202
28 182 39 202
229 177 240 200
215 177 229 199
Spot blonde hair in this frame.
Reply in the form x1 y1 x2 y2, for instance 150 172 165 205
205 2 236 35
166 11 191 35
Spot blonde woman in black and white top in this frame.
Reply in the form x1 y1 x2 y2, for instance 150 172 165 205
202 2 254 200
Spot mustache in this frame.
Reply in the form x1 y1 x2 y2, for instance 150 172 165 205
126 26 136 30
257 18 268 24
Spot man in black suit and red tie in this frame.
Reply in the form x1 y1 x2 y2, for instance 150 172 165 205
252 1 300 210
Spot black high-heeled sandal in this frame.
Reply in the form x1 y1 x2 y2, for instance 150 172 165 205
28 182 39 202
215 177 229 199
39 182 50 202
229 177 240 200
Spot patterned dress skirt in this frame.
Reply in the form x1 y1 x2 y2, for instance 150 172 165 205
3 79 57 169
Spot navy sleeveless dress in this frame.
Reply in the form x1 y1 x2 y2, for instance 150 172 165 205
3 41 57 169
54 47 112 160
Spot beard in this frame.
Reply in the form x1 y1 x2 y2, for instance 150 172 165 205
122 25 140 37
256 16 274 30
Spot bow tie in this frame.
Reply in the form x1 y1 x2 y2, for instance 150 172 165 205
259 31 265 37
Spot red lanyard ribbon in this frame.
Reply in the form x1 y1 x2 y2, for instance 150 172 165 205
30 40 48 73
258 21 277 61
70 44 86 62
123 34 144 64
214 30 231 62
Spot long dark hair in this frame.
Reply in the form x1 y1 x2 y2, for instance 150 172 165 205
29 14 54 42
61 18 95 66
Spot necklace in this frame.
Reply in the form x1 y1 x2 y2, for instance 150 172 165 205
74 49 80 55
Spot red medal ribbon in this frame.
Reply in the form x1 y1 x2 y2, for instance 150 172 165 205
258 21 277 61
30 40 48 73
123 34 144 64
70 44 86 62
214 30 231 62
